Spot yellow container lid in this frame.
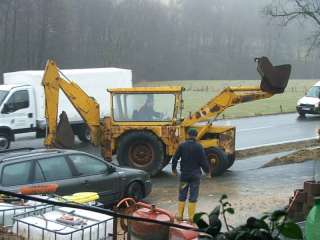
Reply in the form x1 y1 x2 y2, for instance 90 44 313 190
62 192 99 204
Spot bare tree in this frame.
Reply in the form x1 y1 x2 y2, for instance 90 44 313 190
265 0 320 52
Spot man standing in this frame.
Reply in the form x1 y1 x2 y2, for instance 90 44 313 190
172 128 210 222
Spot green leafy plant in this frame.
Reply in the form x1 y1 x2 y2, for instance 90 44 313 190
194 195 303 240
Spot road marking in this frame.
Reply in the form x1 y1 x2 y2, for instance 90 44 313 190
237 137 318 151
238 126 274 132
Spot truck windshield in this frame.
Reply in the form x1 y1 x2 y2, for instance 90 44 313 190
306 86 320 98
0 90 8 105
113 93 176 122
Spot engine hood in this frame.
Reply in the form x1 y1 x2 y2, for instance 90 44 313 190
297 96 320 106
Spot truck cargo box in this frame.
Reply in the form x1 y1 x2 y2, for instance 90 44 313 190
3 67 132 123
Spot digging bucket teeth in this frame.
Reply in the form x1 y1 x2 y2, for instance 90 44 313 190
55 111 75 148
255 56 291 94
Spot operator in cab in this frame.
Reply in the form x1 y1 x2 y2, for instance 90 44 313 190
137 94 162 121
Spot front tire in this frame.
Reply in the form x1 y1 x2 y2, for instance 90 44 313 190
126 182 144 201
205 147 228 176
0 133 10 150
298 111 306 118
226 154 235 170
117 131 165 176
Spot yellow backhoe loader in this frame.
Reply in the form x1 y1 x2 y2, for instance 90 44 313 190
42 57 291 176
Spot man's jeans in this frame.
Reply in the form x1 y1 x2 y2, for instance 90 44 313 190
178 177 200 202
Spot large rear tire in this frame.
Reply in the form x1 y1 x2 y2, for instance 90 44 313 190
205 147 228 176
117 131 165 176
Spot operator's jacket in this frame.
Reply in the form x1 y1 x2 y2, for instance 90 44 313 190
172 138 210 181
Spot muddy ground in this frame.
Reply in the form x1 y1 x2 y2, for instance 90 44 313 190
2 139 317 238
146 140 318 227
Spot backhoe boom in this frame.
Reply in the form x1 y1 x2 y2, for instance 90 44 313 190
182 86 272 127
42 60 100 147
182 57 291 127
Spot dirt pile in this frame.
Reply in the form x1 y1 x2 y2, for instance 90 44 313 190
237 139 319 159
261 147 320 168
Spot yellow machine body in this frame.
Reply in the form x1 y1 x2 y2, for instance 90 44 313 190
43 57 291 176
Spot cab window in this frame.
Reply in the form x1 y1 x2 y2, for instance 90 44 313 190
4 90 29 113
112 93 176 122
306 86 320 98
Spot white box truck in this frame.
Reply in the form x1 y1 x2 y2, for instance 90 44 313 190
0 67 132 149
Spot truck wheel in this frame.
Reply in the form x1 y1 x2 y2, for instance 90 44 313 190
226 154 235 170
77 126 91 143
298 111 306 118
0 133 10 150
117 131 165 176
205 147 228 177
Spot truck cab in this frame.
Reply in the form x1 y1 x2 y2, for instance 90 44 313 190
0 85 37 149
296 81 320 117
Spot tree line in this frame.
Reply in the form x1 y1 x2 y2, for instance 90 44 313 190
0 0 319 83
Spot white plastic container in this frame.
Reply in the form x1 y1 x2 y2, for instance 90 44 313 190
0 197 48 227
13 206 114 240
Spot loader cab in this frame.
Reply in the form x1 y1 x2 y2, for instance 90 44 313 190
108 87 184 124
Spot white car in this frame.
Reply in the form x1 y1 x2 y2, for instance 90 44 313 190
296 81 320 117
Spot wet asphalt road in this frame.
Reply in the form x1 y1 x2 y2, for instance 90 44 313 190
216 112 320 149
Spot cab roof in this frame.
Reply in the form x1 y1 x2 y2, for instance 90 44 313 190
108 86 184 93
0 84 30 91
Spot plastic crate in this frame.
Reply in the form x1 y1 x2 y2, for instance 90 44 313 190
0 200 48 227
12 205 114 240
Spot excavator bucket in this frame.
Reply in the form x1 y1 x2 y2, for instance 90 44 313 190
55 111 75 148
256 56 291 94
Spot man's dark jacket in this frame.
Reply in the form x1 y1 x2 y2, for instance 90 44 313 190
172 138 210 181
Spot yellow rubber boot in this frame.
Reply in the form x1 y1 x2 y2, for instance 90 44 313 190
177 201 185 221
188 202 197 222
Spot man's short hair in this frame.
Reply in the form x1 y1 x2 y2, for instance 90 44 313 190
187 128 197 137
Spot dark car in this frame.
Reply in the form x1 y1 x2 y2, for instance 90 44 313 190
0 148 152 206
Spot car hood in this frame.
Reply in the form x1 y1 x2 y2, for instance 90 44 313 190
115 166 148 177
297 96 320 106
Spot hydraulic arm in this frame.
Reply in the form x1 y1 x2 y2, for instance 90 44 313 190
42 60 100 147
182 86 272 127
182 57 291 127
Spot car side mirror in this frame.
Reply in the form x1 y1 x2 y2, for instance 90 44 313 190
1 103 10 114
108 165 116 174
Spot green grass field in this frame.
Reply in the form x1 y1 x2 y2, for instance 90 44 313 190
135 79 318 119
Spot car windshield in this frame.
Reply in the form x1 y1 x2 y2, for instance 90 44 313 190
306 86 320 98
0 90 8 105
112 93 176 122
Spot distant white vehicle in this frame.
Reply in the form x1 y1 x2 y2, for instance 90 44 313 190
296 81 320 117
0 67 132 149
